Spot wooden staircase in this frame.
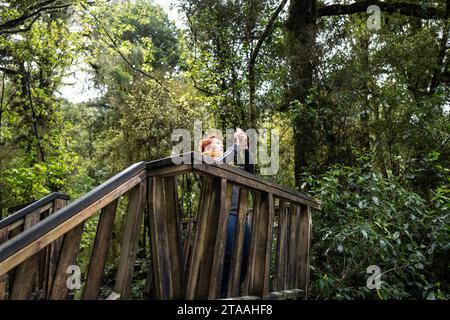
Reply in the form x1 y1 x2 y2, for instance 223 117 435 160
0 152 321 300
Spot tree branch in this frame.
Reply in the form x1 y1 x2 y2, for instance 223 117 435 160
0 67 19 75
80 3 170 93
190 74 216 96
0 15 41 35
249 0 288 65
0 1 72 34
317 1 447 20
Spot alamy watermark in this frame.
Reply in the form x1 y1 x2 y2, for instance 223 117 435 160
66 265 81 290
367 5 381 30
170 120 280 175
366 265 382 289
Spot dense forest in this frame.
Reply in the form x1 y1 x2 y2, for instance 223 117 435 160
0 0 449 299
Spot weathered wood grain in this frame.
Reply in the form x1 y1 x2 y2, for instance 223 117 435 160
296 205 312 298
185 177 214 299
247 192 274 298
286 205 300 288
208 179 233 299
114 181 147 299
163 177 183 299
82 200 118 300
0 172 145 276
10 211 41 299
49 223 84 300
227 188 248 297
274 200 288 291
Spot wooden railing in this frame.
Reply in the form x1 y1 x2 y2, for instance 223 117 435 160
0 192 70 299
0 152 320 300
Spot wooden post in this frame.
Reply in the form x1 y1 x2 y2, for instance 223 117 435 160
82 200 118 299
148 176 183 300
148 177 172 299
185 177 232 299
49 223 84 300
208 179 233 299
10 211 41 299
114 181 147 299
242 192 260 296
247 192 274 298
0 228 9 299
274 200 288 291
296 205 312 298
185 177 212 299
163 177 183 299
182 221 194 275
227 188 248 297
286 205 300 289
45 198 68 298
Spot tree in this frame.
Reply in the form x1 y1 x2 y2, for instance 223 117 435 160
0 0 82 213
286 0 449 186
0 0 74 35
179 0 288 130
77 0 206 177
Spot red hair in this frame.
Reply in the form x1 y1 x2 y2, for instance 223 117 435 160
198 133 219 153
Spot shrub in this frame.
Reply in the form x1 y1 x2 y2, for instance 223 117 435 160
303 160 449 299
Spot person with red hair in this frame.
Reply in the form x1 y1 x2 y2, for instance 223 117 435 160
199 129 253 298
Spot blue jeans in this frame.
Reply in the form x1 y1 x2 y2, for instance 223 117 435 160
220 214 251 298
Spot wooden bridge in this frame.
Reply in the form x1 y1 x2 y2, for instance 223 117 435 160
0 152 321 300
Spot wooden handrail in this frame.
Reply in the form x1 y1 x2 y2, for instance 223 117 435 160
0 153 320 300
0 192 71 299
0 193 70 230
147 152 321 210
0 162 146 274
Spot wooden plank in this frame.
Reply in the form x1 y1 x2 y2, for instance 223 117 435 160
192 178 223 299
49 223 84 299
0 193 69 230
247 192 274 298
37 205 53 299
184 177 213 299
181 218 197 224
0 172 145 277
264 193 275 297
242 192 260 296
0 228 8 300
10 210 42 299
145 152 321 210
192 162 321 210
296 205 312 298
148 177 173 300
114 181 147 299
182 221 194 275
227 188 248 297
40 206 54 299
163 177 184 299
221 295 261 300
47 198 68 298
146 164 193 178
266 289 304 300
274 200 288 291
208 179 233 299
106 291 120 300
144 177 155 299
0 163 145 267
286 205 300 289
5 202 53 233
82 200 118 300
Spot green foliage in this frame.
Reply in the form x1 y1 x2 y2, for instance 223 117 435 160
304 156 450 299
178 0 288 128
0 2 83 213
1 0 449 300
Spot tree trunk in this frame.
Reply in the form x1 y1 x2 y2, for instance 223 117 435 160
286 0 317 186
